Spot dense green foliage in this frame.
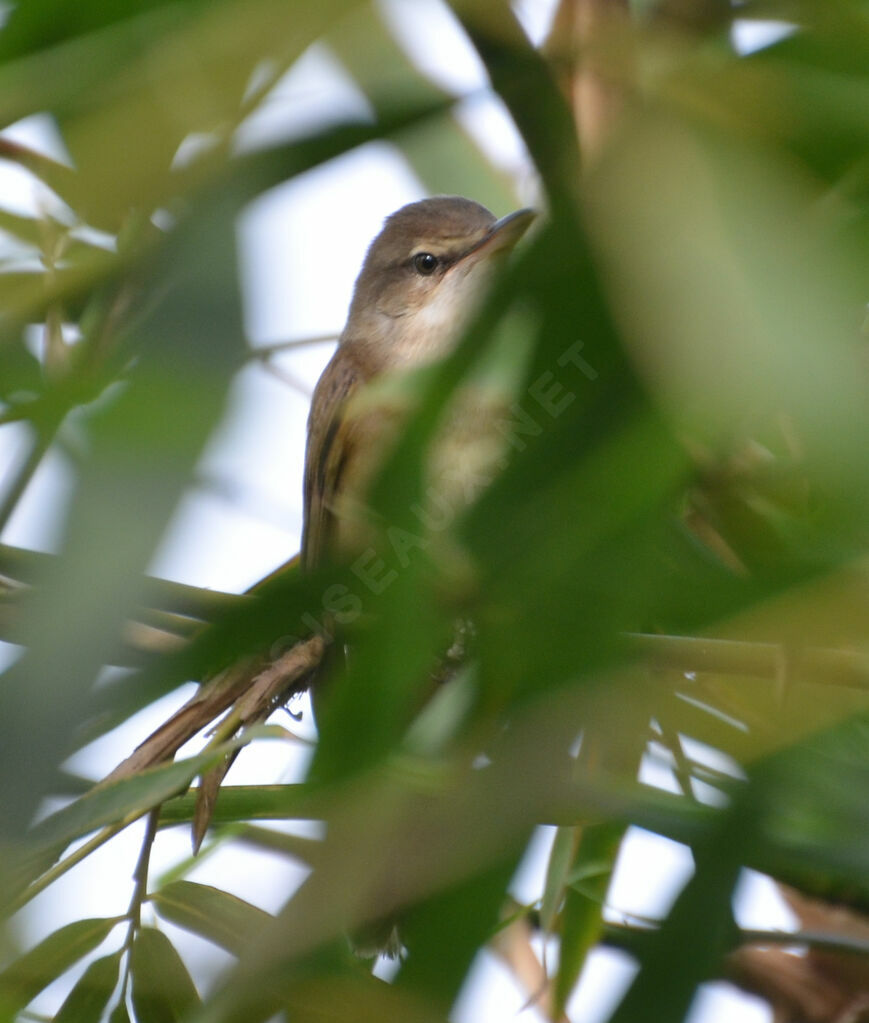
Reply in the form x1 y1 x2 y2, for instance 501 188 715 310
0 1 867 1020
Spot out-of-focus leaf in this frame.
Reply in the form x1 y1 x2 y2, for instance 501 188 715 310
0 236 120 337
397 856 521 1014
0 207 49 247
130 927 200 1023
750 711 869 912
588 113 868 520
0 337 42 400
0 136 78 205
0 917 117 1017
109 997 131 1023
280 970 450 1023
310 555 444 783
206 940 449 1023
0 0 202 62
228 824 321 865
746 24 869 183
0 173 247 839
54 951 122 1023
607 793 754 1023
0 541 245 618
0 11 190 132
151 881 273 957
0 1 369 229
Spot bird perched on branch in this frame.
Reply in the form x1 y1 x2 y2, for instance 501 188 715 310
106 196 535 843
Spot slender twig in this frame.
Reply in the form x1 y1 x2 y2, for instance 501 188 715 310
739 927 869 958
114 809 159 1004
245 333 339 359
124 808 159 940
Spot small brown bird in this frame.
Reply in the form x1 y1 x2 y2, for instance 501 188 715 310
302 195 535 569
106 196 533 850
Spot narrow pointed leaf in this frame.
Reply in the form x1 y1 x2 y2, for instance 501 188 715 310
151 881 273 957
130 928 200 1023
54 951 122 1023
0 917 117 1017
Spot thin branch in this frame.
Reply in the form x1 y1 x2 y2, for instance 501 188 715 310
246 333 339 359
740 928 869 959
124 808 159 940
116 808 160 1003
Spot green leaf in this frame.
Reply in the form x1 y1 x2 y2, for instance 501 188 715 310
0 208 49 247
54 951 122 1023
15 748 236 896
108 996 131 1023
554 823 624 1017
607 792 756 1023
311 558 443 783
0 184 244 839
0 0 200 62
0 917 117 1017
540 826 575 935
749 711 869 911
151 881 273 957
397 855 522 1014
130 928 200 1023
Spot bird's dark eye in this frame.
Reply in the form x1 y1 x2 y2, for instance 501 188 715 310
412 252 439 275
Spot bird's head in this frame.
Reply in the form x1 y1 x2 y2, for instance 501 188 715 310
343 196 534 372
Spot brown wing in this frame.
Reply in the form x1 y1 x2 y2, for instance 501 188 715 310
301 345 363 570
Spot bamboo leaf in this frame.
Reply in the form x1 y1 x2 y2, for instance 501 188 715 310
151 881 273 957
397 856 521 1014
0 917 117 1017
130 928 200 1023
15 749 234 894
554 823 623 1018
539 825 576 934
54 951 122 1023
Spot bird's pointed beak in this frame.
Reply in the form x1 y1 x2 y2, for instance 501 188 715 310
461 207 536 264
